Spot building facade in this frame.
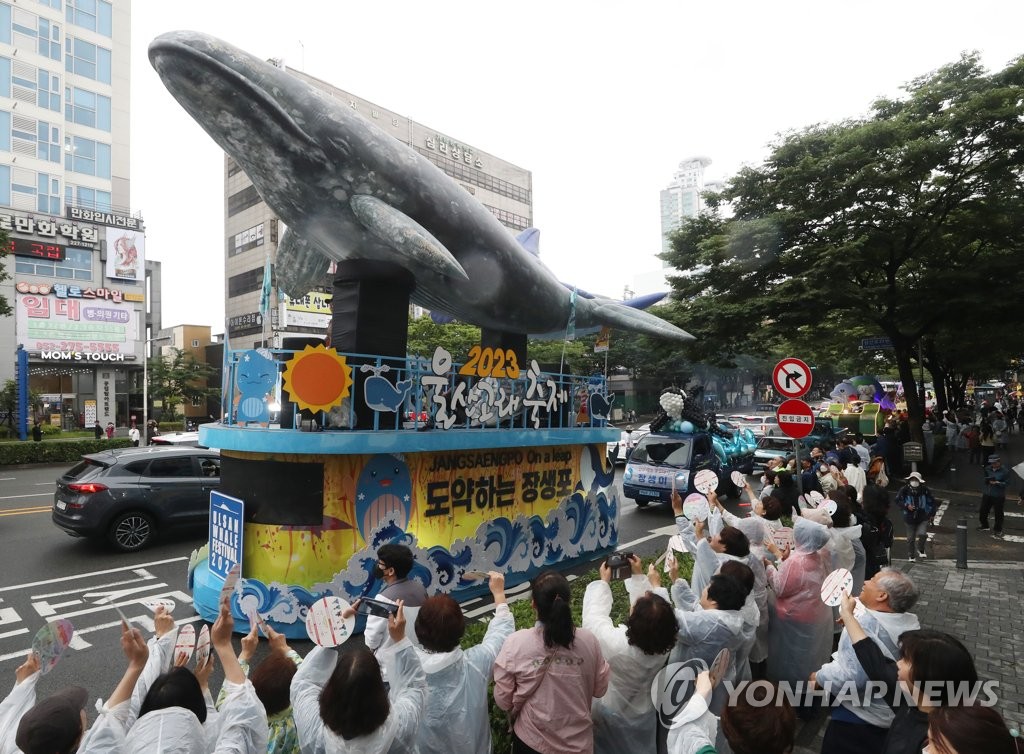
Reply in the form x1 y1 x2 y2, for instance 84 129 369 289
223 64 533 349
154 322 213 425
0 1 151 430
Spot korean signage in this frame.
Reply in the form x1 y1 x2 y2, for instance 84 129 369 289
281 290 331 330
104 227 146 281
424 134 484 168
228 312 263 336
98 371 114 426
68 206 143 230
84 400 97 427
16 292 139 356
16 280 142 304
0 211 98 247
209 492 245 580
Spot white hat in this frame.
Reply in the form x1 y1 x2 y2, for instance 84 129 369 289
906 471 925 483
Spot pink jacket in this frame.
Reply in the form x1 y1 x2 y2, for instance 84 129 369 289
493 625 610 754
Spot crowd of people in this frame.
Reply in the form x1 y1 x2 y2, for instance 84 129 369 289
3 521 1020 754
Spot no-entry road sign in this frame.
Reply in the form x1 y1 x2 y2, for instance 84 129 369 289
773 358 812 399
776 399 816 439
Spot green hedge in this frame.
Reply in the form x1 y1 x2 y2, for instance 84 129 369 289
0 438 133 466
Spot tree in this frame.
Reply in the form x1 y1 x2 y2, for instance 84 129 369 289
0 379 40 433
664 53 1024 442
0 229 12 317
405 316 480 362
147 348 220 421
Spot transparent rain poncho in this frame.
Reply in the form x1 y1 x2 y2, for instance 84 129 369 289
765 517 834 686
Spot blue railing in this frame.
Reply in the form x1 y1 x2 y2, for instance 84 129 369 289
222 347 612 433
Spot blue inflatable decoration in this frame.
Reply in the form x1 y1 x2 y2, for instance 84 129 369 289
680 420 695 434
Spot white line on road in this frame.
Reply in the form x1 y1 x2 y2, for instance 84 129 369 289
34 483 54 486
617 524 678 551
0 493 52 500
0 628 29 640
0 478 15 482
0 557 188 594
33 574 158 600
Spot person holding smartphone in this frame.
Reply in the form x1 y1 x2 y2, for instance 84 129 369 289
364 544 428 653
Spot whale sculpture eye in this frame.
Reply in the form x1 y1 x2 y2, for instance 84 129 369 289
370 470 377 478
394 467 400 475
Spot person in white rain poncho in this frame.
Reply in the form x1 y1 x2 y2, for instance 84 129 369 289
582 554 678 754
706 485 772 678
814 569 920 754
764 516 834 694
76 601 269 754
670 490 752 604
291 600 424 754
413 572 515 754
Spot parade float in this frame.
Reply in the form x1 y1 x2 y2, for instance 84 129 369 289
822 375 896 439
150 31 694 635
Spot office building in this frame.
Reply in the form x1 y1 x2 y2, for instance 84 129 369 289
224 63 533 349
0 1 154 430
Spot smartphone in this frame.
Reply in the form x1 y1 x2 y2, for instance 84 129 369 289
356 597 399 619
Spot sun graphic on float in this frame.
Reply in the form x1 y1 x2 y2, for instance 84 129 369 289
281 345 352 413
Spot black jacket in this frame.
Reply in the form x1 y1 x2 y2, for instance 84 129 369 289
852 638 930 754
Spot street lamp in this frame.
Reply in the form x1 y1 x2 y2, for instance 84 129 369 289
143 335 170 446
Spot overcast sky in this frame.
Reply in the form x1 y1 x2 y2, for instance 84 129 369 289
130 1 1024 330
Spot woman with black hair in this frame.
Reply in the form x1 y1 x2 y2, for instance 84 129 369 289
926 703 1020 754
290 601 425 754
493 571 610 754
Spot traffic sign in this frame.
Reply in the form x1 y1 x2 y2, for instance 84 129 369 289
773 358 812 399
776 399 815 439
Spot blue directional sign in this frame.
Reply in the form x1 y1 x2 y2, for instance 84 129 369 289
860 337 894 351
209 491 244 581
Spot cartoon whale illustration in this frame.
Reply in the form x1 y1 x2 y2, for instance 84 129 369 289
149 32 694 344
355 454 413 542
588 392 615 421
360 364 413 413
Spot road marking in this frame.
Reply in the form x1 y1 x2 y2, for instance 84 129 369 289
617 524 678 550
0 506 52 518
0 557 188 594
33 574 159 600
0 478 15 482
34 483 54 486
0 493 52 500
1000 535 1024 543
0 628 29 640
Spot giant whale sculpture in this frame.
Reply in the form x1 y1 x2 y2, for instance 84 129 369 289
148 31 693 343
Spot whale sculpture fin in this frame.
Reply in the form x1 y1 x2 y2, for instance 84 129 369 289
349 194 469 281
515 227 541 256
585 298 696 343
275 228 332 299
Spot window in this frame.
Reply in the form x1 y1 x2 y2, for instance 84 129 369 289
65 183 110 211
64 36 111 84
37 17 60 60
191 395 204 407
66 0 111 36
64 85 109 130
37 171 60 213
0 4 10 45
37 69 60 111
0 111 8 152
39 0 63 9
0 165 9 205
227 185 261 216
192 339 200 348
37 121 60 162
0 57 10 100
199 457 220 477
228 267 264 297
64 134 110 178
15 246 92 280
147 457 196 478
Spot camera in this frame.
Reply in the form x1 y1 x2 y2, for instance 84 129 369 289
605 551 634 580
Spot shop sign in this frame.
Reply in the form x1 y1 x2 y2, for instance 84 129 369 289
0 211 98 246
67 206 143 230
40 351 127 362
16 281 136 304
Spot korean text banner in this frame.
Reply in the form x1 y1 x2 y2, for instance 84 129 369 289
16 292 140 355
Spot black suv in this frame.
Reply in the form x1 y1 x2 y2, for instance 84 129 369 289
53 447 221 551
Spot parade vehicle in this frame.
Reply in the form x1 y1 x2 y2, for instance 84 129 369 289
53 446 221 551
622 427 755 507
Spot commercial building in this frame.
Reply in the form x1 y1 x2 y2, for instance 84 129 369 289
0 1 153 430
153 323 213 425
224 63 533 349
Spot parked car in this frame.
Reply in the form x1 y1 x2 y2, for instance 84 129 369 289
53 446 221 552
150 431 201 446
753 436 798 473
606 423 651 464
753 403 781 414
765 418 847 450
622 429 753 508
727 414 779 438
